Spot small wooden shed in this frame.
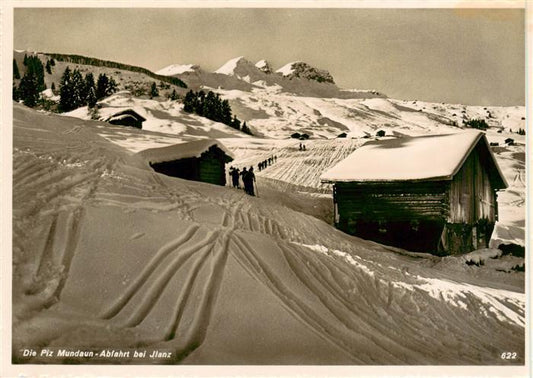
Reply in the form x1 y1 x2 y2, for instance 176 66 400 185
105 109 146 129
138 139 234 186
321 131 507 255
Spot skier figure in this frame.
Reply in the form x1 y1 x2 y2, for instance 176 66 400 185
299 143 302 151
245 166 256 196
240 167 248 193
230 166 240 188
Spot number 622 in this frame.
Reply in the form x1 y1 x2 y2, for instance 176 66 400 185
501 352 517 360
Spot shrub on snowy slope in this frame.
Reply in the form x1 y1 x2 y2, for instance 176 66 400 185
464 118 488 130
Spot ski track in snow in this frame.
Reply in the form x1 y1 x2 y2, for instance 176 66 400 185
225 138 364 191
293 242 525 327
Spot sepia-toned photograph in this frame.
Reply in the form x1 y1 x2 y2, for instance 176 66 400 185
3 3 528 375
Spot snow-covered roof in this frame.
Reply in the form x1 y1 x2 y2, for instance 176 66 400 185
40 88 60 102
321 131 507 187
108 114 137 122
104 108 146 122
156 64 196 76
215 56 245 75
137 139 235 164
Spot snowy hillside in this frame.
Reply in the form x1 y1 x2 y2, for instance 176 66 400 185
63 90 247 144
214 87 524 139
12 103 525 365
13 50 188 101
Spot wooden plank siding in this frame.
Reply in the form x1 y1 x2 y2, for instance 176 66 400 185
334 181 449 223
333 181 449 253
199 148 227 186
448 143 497 224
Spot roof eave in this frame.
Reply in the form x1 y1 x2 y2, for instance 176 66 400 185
448 132 508 189
320 175 454 184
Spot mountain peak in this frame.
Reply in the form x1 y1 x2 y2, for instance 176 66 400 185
214 56 248 75
255 59 273 74
276 61 335 84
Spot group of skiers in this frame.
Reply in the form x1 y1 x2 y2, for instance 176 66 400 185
257 155 277 171
299 143 306 151
229 166 256 196
229 155 279 196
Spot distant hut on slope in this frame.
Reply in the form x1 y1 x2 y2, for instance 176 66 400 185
138 139 234 186
321 131 507 255
105 109 146 129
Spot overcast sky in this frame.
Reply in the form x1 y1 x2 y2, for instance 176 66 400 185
14 8 525 106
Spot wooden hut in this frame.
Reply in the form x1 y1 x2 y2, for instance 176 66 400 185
105 109 146 129
137 140 234 186
321 131 507 255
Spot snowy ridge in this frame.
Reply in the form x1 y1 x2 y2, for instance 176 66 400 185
156 64 197 76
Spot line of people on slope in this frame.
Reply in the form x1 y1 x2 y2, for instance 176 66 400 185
229 166 256 196
257 155 277 171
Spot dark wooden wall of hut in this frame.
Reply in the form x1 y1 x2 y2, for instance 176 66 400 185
198 147 227 186
333 181 449 253
150 146 228 186
151 157 198 181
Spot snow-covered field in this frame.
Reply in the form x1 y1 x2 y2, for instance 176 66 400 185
64 91 246 143
12 103 525 365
